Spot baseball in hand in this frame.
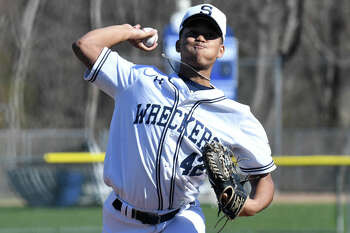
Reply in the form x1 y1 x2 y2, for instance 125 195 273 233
142 27 158 47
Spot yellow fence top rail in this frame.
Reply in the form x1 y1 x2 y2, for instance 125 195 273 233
44 153 350 166
44 152 105 163
273 155 350 166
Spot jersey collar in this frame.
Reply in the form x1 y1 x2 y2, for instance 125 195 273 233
170 74 226 102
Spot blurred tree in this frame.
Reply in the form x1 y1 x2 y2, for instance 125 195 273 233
281 0 350 127
85 0 102 153
302 0 347 126
249 0 303 126
8 0 41 157
8 0 40 129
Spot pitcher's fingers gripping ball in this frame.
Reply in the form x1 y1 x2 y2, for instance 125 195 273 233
202 141 248 231
142 27 158 47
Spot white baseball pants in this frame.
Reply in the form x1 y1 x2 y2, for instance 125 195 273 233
102 192 206 233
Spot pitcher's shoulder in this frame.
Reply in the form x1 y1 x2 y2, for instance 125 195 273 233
220 98 252 114
132 65 169 79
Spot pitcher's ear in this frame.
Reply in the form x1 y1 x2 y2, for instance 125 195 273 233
217 44 225 58
176 40 181 52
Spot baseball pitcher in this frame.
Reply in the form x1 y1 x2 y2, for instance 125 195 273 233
72 4 276 233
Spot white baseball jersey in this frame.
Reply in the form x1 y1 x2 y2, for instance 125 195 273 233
84 47 276 212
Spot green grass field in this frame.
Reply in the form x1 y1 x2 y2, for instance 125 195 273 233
0 203 339 233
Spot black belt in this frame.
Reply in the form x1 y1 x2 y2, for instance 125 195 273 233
112 198 183 225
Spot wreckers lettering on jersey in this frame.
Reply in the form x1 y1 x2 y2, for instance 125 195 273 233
133 103 218 149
